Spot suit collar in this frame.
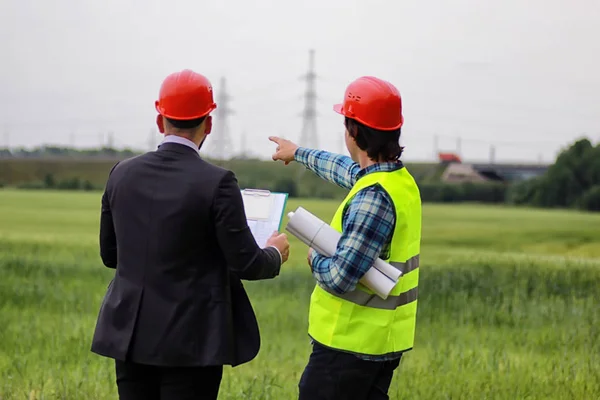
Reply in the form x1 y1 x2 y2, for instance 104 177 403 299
161 135 198 151
157 142 201 158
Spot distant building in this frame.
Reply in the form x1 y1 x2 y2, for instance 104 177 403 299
438 152 462 164
442 163 548 184
441 163 488 183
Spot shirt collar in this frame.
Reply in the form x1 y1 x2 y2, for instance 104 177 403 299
160 135 199 152
356 160 404 179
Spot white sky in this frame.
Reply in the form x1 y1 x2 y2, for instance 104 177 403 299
1 0 599 163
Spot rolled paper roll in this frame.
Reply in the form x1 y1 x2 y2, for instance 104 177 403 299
285 207 402 299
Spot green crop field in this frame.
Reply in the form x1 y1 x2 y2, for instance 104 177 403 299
1 189 599 399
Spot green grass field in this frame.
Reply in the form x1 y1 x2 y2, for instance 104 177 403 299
1 189 599 399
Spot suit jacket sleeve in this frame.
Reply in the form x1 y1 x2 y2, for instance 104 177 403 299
99 163 119 269
213 170 281 280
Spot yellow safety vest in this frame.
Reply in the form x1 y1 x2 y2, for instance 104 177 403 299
307 167 422 356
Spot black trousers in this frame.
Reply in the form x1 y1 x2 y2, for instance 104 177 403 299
298 342 401 400
115 360 223 400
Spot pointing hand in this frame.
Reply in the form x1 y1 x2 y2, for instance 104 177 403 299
269 136 299 166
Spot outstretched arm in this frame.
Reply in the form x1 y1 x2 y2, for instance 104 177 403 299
294 147 359 190
269 136 359 190
309 186 395 294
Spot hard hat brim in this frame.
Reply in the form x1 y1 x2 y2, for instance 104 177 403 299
333 102 403 130
155 102 216 120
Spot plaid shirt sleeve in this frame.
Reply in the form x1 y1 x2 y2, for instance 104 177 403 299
294 147 360 190
309 186 396 294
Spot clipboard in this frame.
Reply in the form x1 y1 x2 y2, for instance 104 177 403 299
241 189 289 247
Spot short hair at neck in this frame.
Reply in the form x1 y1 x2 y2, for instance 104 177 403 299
345 117 404 162
165 116 206 130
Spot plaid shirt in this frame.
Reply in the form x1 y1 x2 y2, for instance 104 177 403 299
295 147 404 361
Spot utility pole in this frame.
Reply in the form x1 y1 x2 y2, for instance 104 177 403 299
299 49 319 149
107 131 114 149
456 136 462 156
489 144 496 164
2 125 9 149
204 76 234 161
433 134 439 160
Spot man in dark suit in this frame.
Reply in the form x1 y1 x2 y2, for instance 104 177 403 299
91 69 290 400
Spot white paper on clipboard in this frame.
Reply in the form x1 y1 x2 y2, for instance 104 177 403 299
242 191 274 221
241 189 288 248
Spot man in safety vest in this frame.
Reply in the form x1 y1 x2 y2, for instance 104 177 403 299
270 76 421 400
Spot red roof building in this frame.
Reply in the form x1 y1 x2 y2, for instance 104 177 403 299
438 152 462 164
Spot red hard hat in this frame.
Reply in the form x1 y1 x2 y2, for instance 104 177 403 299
155 69 217 120
333 76 403 130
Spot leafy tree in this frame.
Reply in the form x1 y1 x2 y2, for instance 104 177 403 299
579 186 600 212
512 138 600 212
43 173 56 188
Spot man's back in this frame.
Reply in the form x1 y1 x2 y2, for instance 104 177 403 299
92 69 290 400
107 143 226 292
91 142 281 367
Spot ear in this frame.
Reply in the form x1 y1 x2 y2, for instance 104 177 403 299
156 114 165 134
204 116 213 135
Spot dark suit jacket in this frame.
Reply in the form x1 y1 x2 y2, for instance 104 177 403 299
90 142 281 367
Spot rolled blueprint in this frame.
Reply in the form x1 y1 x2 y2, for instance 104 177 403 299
285 207 402 299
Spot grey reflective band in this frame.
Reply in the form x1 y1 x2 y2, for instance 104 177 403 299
390 255 419 274
321 286 418 311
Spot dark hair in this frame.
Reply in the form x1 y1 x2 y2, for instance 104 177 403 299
165 115 206 130
345 117 404 162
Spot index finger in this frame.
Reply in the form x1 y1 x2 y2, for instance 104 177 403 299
268 136 281 144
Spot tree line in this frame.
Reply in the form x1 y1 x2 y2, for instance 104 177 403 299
412 138 600 212
508 138 600 212
0 145 138 159
2 138 598 212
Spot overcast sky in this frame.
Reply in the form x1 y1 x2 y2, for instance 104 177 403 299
1 0 599 163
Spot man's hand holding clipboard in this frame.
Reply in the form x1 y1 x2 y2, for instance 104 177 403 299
241 188 290 264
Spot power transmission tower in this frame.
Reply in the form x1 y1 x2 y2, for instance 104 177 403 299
205 76 234 160
107 131 114 149
148 128 158 151
239 131 247 159
299 49 319 149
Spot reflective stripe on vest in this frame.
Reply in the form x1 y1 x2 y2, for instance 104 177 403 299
307 167 422 356
391 255 420 274
318 255 420 310
319 285 418 311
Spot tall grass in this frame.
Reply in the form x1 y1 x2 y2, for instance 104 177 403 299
0 190 599 399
